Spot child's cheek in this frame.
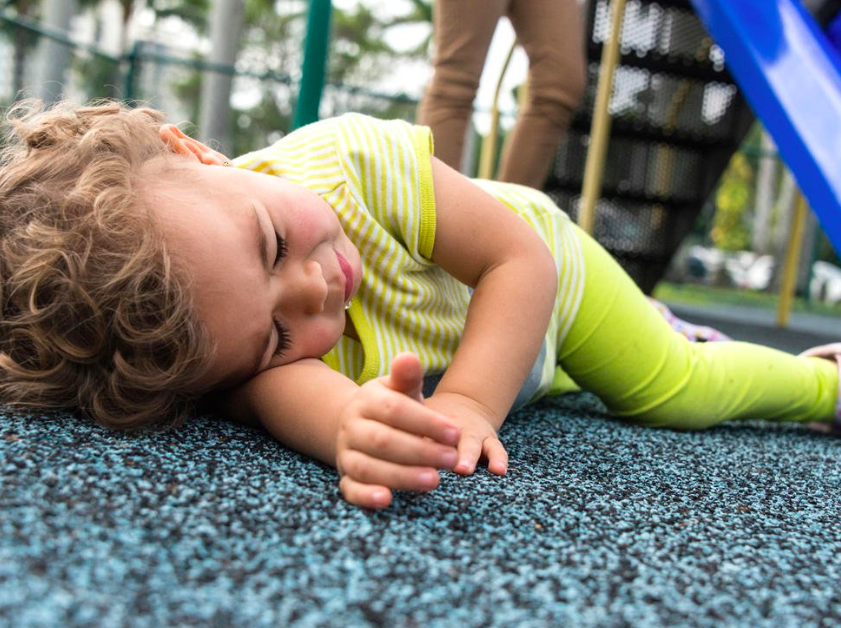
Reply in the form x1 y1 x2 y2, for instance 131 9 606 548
308 320 346 358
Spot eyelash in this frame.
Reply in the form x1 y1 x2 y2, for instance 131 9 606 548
271 233 289 359
273 318 290 358
274 234 287 266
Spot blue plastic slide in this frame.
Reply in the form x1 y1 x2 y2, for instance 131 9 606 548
688 0 841 252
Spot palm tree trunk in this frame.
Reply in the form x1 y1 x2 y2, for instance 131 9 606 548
11 0 34 100
118 0 133 55
198 0 245 155
770 169 798 292
752 129 777 255
36 0 78 103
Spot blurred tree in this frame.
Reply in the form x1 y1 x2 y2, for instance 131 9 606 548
232 94 288 157
206 0 301 153
147 0 208 29
35 0 77 102
83 0 136 52
329 0 431 87
2 0 40 98
384 0 432 50
58 0 207 102
72 0 126 101
5 0 434 147
751 128 777 255
711 151 753 251
198 0 244 154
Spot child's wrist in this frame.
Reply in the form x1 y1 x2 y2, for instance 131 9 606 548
428 389 503 431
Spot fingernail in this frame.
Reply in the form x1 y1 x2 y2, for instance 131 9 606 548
418 471 437 487
442 428 459 444
458 460 473 473
440 450 458 468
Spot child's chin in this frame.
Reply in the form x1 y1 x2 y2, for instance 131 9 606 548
318 328 346 355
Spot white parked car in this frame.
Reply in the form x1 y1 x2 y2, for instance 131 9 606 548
811 261 841 304
725 252 775 290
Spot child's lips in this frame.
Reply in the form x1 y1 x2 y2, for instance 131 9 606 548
335 251 353 302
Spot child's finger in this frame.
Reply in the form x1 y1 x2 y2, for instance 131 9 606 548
364 387 460 446
347 419 458 469
454 433 484 475
382 352 424 403
339 476 393 509
483 438 509 476
339 450 441 492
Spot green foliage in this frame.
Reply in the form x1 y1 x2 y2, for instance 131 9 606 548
3 0 434 151
170 59 202 124
711 152 753 251
146 0 209 31
71 54 122 100
1 0 40 97
327 1 431 87
380 0 432 56
233 95 290 157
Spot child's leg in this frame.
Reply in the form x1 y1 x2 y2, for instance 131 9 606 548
558 224 838 429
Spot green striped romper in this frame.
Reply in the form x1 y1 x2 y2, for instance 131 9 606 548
234 113 838 429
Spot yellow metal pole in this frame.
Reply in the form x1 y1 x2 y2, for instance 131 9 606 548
776 191 808 327
478 40 518 180
579 0 627 234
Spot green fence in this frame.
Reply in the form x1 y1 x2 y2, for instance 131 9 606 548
0 8 418 157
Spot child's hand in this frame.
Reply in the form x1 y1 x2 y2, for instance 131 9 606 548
425 392 509 477
335 353 461 509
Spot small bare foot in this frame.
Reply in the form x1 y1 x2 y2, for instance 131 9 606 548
800 343 841 435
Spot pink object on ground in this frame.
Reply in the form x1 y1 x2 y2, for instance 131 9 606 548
647 297 732 343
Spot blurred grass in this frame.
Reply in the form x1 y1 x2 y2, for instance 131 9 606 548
653 281 841 318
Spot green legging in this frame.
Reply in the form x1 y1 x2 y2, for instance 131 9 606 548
557 224 838 429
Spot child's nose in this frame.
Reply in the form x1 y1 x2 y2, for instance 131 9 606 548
281 260 327 315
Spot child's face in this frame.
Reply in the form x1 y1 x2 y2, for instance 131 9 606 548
145 158 362 390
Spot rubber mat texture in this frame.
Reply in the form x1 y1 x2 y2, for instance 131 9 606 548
2 390 841 628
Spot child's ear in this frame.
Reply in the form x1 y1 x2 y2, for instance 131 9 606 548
159 124 229 166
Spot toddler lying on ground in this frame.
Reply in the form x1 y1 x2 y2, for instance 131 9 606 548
0 100 836 509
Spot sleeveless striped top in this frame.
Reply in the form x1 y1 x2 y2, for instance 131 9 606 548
233 113 584 403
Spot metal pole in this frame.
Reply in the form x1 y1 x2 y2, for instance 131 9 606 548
776 191 808 327
578 0 626 235
293 0 332 130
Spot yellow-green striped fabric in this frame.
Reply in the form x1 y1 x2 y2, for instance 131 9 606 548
233 113 584 402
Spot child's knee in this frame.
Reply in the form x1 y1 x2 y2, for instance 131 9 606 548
526 57 587 118
618 403 725 432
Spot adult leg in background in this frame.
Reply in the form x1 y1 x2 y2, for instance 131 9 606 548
417 0 508 170
558 224 837 429
497 0 587 188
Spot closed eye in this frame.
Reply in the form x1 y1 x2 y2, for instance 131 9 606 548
273 318 290 358
274 234 287 266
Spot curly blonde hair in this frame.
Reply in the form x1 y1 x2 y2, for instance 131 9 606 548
0 100 215 430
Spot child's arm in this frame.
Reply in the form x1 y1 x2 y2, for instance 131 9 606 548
219 353 461 509
425 157 559 476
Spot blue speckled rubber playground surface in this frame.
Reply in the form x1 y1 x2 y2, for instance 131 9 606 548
2 305 841 628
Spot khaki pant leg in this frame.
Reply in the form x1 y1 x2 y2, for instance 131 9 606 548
417 0 508 169
498 0 587 188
